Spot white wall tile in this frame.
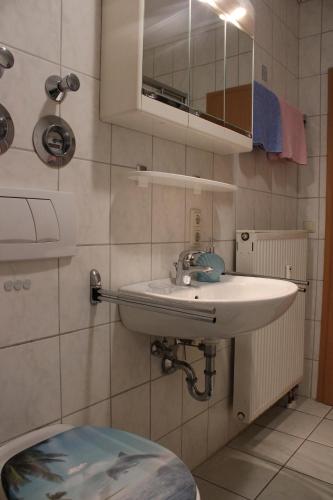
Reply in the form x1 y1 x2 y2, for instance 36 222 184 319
271 195 286 230
299 76 321 117
255 192 272 230
299 35 321 78
0 338 61 443
305 116 321 157
213 192 236 241
297 198 319 239
0 149 58 190
307 239 319 280
0 259 58 347
112 126 152 168
153 185 186 243
323 0 333 32
60 325 111 415
254 0 273 54
151 372 182 440
60 159 111 244
298 157 320 198
111 322 150 395
112 383 150 438
0 0 61 62
236 189 255 230
61 71 111 163
304 320 315 359
111 165 152 244
320 157 327 197
299 0 322 38
62 0 101 78
182 411 209 470
62 400 111 427
158 427 182 458
208 399 230 456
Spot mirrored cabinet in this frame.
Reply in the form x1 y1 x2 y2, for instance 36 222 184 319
101 0 254 155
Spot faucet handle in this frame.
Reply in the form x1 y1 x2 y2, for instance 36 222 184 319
45 73 80 102
0 46 14 78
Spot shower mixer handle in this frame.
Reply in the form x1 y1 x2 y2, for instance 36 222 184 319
45 73 80 102
58 73 80 93
0 46 14 78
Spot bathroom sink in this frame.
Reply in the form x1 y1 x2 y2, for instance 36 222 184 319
118 275 298 341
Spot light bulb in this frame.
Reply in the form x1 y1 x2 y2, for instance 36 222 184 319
230 7 247 21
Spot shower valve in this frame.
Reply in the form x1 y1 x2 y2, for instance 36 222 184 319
45 73 80 102
0 46 14 78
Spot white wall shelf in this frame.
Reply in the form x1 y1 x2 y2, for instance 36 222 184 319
129 170 237 195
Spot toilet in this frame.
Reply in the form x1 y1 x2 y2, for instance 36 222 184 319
0 424 200 500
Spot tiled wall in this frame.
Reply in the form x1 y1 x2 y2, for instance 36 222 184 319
298 0 332 399
0 0 300 470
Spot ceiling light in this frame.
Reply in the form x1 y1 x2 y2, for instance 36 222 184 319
229 7 247 21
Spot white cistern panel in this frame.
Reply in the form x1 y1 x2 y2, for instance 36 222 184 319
0 188 77 261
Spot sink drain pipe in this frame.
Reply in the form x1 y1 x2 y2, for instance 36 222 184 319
152 340 217 402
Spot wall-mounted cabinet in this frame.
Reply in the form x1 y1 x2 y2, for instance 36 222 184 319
101 0 254 155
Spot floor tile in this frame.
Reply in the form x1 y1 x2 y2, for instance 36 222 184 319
228 424 303 465
326 409 333 420
287 441 333 484
194 447 280 500
285 397 332 418
309 419 333 448
255 406 321 438
257 469 333 500
196 478 245 500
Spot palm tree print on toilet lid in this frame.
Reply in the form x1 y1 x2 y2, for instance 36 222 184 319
1 426 197 500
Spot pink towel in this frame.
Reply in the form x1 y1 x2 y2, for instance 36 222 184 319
268 98 307 165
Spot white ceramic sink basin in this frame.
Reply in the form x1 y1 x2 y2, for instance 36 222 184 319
118 275 298 341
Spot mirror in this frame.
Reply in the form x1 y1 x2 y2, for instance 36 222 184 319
142 0 253 137
224 22 253 136
142 0 190 111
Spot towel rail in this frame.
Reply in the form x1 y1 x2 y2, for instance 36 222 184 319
90 269 217 324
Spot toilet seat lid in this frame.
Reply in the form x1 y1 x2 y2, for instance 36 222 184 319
1 426 197 500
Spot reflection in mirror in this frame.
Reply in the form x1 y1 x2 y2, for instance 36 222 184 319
224 22 253 136
142 0 190 110
190 0 225 126
142 0 253 137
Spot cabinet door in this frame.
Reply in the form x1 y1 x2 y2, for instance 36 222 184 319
224 21 253 136
142 0 191 111
189 0 226 126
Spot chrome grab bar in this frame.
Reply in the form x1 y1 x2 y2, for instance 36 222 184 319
224 272 309 293
90 270 217 324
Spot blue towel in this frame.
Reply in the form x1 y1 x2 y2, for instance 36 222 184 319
253 81 283 153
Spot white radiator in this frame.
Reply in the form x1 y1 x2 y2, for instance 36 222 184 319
233 230 308 424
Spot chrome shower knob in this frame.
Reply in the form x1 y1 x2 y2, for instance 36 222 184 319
0 46 14 78
45 73 81 102
58 73 80 93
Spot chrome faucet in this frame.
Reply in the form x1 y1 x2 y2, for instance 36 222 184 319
174 249 213 286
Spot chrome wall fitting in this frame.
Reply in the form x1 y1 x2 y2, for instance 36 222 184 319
33 115 76 167
45 73 80 102
0 46 14 78
0 104 14 155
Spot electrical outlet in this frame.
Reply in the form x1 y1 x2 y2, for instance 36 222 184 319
190 208 201 247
